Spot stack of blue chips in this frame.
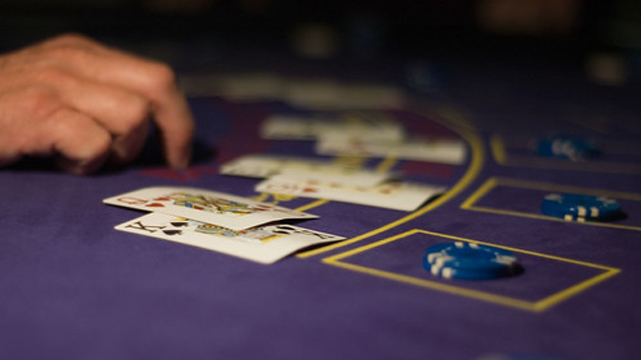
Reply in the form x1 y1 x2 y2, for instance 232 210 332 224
541 193 623 222
423 242 520 280
535 135 600 161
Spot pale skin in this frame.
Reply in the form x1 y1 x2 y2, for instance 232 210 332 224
0 33 195 174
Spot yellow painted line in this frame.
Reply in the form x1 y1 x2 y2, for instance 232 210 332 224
326 229 621 269
491 177 641 200
376 156 398 174
323 228 621 312
295 199 330 213
490 134 507 165
324 229 424 262
297 109 485 258
492 132 641 174
460 177 641 231
435 105 477 132
460 177 498 209
294 155 396 214
251 193 272 203
323 258 537 311
467 205 641 232
505 156 641 174
333 155 367 168
533 268 621 312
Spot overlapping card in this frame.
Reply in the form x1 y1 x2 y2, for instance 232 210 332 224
116 212 343 264
220 154 446 211
316 136 466 165
261 113 405 142
255 175 445 212
105 186 345 264
217 112 461 211
220 154 391 187
260 112 467 165
179 72 406 109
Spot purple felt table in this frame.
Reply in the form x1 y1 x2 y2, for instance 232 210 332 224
1 56 640 360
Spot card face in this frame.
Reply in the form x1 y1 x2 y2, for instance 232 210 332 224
220 154 391 187
179 72 284 100
316 137 467 165
260 113 405 142
284 79 344 110
255 176 446 212
220 73 285 101
103 187 317 230
115 212 345 264
180 72 406 110
284 80 405 110
259 115 328 140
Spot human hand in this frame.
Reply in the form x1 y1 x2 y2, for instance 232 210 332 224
0 33 194 174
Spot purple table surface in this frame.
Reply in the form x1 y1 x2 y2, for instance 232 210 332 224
1 55 641 360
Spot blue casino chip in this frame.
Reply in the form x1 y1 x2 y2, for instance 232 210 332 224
423 242 519 280
535 135 599 161
541 193 621 222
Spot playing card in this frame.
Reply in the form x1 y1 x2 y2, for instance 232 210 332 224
115 212 345 264
103 187 317 230
220 73 285 101
259 115 328 140
179 72 284 100
220 154 392 187
283 79 405 110
334 83 406 110
255 176 446 211
260 112 405 142
316 136 467 165
283 79 344 109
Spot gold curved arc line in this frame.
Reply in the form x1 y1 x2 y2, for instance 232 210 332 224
297 108 485 258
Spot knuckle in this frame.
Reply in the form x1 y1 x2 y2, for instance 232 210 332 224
57 114 112 158
17 86 64 119
120 102 150 134
89 131 113 158
126 96 150 122
36 66 76 87
147 62 177 89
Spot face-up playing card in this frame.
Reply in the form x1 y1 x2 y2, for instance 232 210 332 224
255 176 446 212
283 80 405 110
260 113 405 142
220 154 392 187
316 136 467 165
103 187 317 230
115 212 345 264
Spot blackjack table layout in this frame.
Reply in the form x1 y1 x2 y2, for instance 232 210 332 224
2 47 641 360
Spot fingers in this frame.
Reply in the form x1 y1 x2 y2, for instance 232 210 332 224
49 108 112 175
33 67 153 165
35 34 195 168
0 86 112 174
0 33 194 172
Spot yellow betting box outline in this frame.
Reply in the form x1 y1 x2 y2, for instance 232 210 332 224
461 177 641 232
298 105 486 258
490 134 641 174
322 229 621 312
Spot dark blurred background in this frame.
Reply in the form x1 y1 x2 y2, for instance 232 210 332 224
1 0 640 79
